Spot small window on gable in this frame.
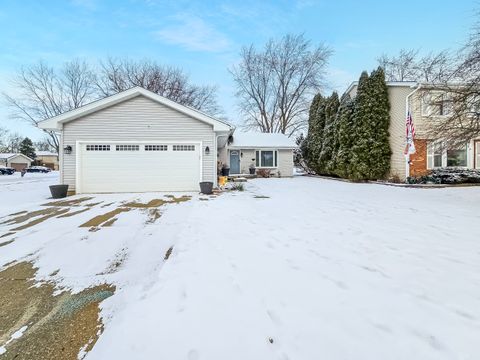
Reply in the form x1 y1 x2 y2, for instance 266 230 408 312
145 145 167 151
86 144 110 151
173 145 195 151
116 145 139 151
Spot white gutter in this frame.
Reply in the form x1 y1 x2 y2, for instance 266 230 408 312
405 83 422 179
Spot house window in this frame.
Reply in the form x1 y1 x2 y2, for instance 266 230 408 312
173 145 195 151
427 141 468 168
447 144 468 167
255 150 278 168
145 145 167 151
422 92 452 116
86 145 110 151
116 145 139 151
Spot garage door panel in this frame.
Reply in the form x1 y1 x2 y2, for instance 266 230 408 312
79 143 201 193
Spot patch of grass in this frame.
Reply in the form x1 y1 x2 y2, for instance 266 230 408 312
164 246 173 260
0 261 114 360
0 239 14 247
146 208 162 224
12 208 70 231
230 183 245 191
253 195 270 199
2 208 61 225
1 232 15 238
124 196 191 208
79 208 130 228
199 198 209 201
101 218 118 227
42 197 94 207
57 208 91 218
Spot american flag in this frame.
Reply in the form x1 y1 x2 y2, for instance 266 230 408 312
404 111 416 155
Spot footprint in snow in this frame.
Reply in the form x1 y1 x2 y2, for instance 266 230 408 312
187 349 199 360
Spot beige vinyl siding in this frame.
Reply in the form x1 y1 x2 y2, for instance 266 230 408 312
6 155 31 166
239 149 256 174
277 149 294 177
62 95 215 192
232 148 293 177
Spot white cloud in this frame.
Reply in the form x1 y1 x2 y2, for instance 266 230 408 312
325 67 356 94
154 14 230 52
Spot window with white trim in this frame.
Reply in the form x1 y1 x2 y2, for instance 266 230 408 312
173 145 195 151
255 150 278 168
427 141 468 168
145 145 167 151
116 145 139 151
86 144 110 151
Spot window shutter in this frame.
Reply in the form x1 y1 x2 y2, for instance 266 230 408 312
426 142 434 169
255 151 259 167
274 151 278 167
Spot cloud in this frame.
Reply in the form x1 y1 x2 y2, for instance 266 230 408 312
325 67 356 93
154 14 230 52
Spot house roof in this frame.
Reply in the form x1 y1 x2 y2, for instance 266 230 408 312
36 151 58 157
344 81 418 95
38 87 233 132
0 153 34 162
229 131 297 149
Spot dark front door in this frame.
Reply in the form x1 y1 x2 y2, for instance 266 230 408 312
230 150 240 174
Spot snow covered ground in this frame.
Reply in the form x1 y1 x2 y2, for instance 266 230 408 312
1 175 480 359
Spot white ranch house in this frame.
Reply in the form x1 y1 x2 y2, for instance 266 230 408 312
39 87 295 194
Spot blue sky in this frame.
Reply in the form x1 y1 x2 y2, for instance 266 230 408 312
0 0 477 140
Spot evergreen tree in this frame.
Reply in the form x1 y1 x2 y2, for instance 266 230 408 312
19 137 36 160
350 68 391 180
334 94 356 178
303 93 322 167
317 92 340 175
306 94 327 173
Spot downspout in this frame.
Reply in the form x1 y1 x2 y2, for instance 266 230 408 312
405 83 422 179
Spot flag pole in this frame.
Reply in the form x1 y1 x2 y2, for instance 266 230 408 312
405 84 421 179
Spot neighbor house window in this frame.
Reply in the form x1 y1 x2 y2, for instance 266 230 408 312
427 141 468 168
255 150 278 168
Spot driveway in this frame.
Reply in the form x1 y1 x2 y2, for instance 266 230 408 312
1 174 480 359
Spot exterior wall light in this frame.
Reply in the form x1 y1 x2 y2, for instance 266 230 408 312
205 146 210 155
64 145 72 155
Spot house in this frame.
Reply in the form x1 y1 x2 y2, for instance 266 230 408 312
219 132 296 176
345 81 480 180
38 87 296 194
0 153 33 171
35 151 59 170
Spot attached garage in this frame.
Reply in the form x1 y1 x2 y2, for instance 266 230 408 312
38 87 232 194
78 142 201 193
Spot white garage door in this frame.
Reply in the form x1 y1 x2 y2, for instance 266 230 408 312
78 142 201 193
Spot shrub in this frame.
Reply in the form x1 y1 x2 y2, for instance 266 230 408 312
256 169 271 178
407 168 480 184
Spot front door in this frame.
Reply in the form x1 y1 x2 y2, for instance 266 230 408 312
475 141 480 169
230 150 240 174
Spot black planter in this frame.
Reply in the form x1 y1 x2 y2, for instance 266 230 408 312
221 167 230 176
199 181 213 195
249 167 256 175
49 184 69 199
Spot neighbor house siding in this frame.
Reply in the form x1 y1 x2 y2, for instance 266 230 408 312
62 95 215 192
239 149 256 174
277 149 294 177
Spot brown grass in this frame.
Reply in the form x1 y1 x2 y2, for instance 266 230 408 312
1 232 16 238
0 262 114 360
42 197 94 207
12 208 70 231
2 208 61 225
123 196 191 208
0 239 14 247
80 208 130 228
146 208 162 224
57 208 91 218
102 218 118 227
164 246 173 260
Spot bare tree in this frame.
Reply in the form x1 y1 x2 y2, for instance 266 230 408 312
34 137 56 152
231 34 331 136
377 49 453 82
3 60 97 153
96 58 222 116
0 129 23 153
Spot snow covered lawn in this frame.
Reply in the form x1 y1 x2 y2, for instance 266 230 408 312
1 175 480 359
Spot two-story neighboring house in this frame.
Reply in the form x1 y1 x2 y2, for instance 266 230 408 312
345 81 480 180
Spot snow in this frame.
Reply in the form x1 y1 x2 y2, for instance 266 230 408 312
35 151 58 157
230 131 297 148
0 326 28 355
1 175 480 359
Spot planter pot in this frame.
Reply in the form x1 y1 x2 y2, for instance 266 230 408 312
49 184 69 199
221 167 230 176
249 167 256 175
199 181 213 195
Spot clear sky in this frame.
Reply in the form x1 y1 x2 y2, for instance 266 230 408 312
0 0 477 140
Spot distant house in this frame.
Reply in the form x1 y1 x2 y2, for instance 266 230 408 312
345 81 480 180
35 151 59 170
38 87 296 194
0 153 33 171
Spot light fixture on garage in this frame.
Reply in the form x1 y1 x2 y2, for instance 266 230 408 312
64 145 72 155
205 146 210 155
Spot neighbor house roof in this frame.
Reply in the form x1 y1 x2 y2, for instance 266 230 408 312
344 81 418 95
38 86 233 132
229 131 297 149
0 153 34 162
36 151 58 157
